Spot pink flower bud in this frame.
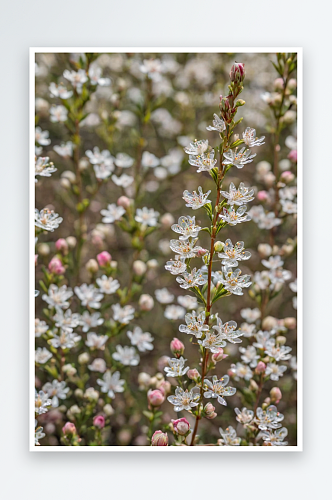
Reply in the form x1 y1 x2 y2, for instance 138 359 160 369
274 78 284 90
48 257 65 275
196 248 207 258
255 361 266 374
117 196 131 209
280 171 295 183
62 422 76 435
170 337 184 358
147 389 165 407
151 430 168 446
230 62 245 83
55 238 68 253
212 348 228 364
270 387 282 404
97 251 111 267
204 403 217 419
156 380 171 396
284 317 296 329
288 150 297 163
187 368 200 381
257 190 268 201
93 415 105 429
172 417 190 436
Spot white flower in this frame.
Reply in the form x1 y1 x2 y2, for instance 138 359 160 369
79 311 104 332
189 151 217 173
265 363 287 381
35 347 52 364
94 163 114 180
220 266 251 295
219 205 251 226
88 358 107 372
212 317 243 344
114 153 134 168
50 331 81 349
179 310 209 338
164 304 185 320
169 239 202 258
239 346 260 368
101 203 126 223
171 215 201 240
35 390 52 415
127 326 154 352
203 375 236 405
265 339 292 362
184 139 209 156
54 142 74 157
112 304 135 324
220 182 255 206
53 309 80 333
176 267 207 289
35 127 51 146
177 295 198 310
165 255 187 275
235 407 254 425
289 279 297 293
112 345 139 366
240 322 256 338
97 370 125 398
139 59 164 80
85 332 108 350
155 288 174 304
164 357 189 377
135 207 159 226
248 206 282 229
242 127 265 147
50 105 68 122
206 113 226 132
255 405 284 430
42 380 69 407
218 239 251 267
88 66 111 86
75 284 104 309
63 68 88 90
183 186 211 210
223 147 256 168
218 426 241 446
167 386 200 412
240 308 261 323
96 275 120 294
141 151 160 168
42 284 73 310
198 330 226 352
49 82 73 99
230 362 253 381
35 422 45 446
86 147 113 166
35 318 48 337
280 199 297 214
259 428 288 446
112 174 134 188
35 208 63 232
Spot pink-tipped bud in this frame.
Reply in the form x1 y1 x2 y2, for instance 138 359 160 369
117 196 131 209
274 78 284 90
257 190 268 201
62 422 76 435
147 389 165 407
270 387 282 404
187 368 200 381
48 257 65 275
55 238 68 253
255 361 266 374
196 248 207 258
97 251 111 267
151 430 168 446
156 380 171 396
280 171 295 183
172 417 190 436
284 317 296 329
93 415 105 429
230 62 245 84
204 403 217 419
170 338 184 358
212 348 227 364
288 150 297 163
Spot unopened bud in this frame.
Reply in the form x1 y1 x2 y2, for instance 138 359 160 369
170 338 184 358
284 317 296 329
204 402 217 419
62 422 76 435
187 368 200 381
151 430 168 446
97 251 111 267
147 389 165 407
86 258 98 273
139 294 154 311
133 260 147 276
230 62 245 84
66 236 77 249
93 415 105 429
172 418 190 436
214 241 224 253
280 171 295 183
255 361 266 374
55 238 68 253
270 387 282 403
117 196 131 209
212 348 227 363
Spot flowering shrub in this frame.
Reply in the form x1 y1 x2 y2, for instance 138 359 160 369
34 52 297 447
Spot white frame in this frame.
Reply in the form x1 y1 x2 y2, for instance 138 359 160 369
30 47 303 452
